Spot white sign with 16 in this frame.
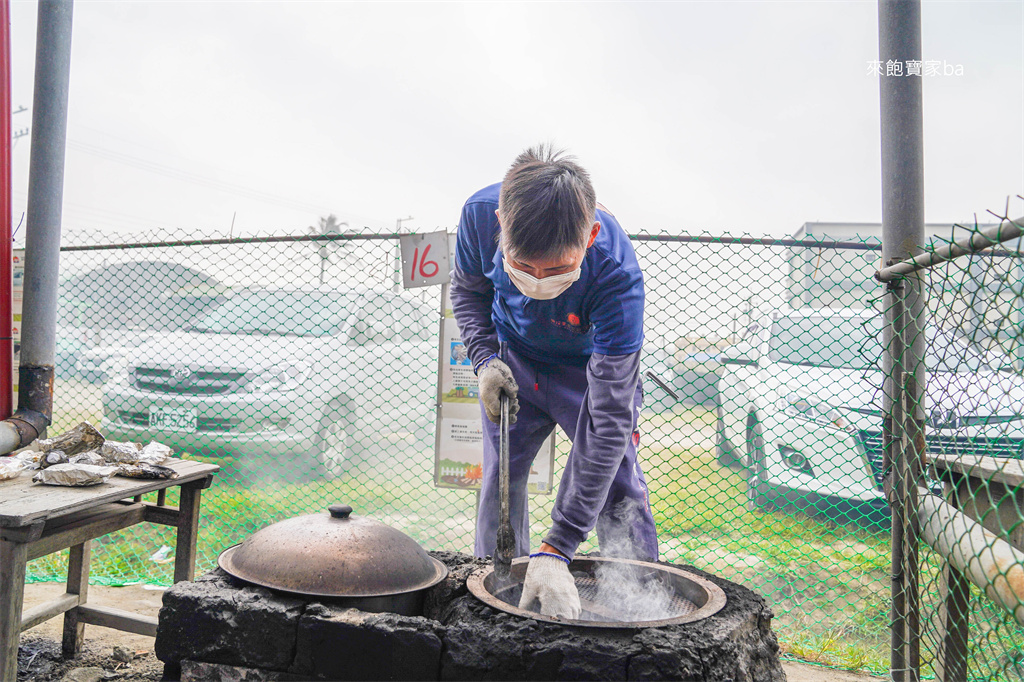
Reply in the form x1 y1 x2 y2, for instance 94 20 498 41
400 231 451 289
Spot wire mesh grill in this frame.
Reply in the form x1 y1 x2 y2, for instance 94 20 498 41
471 556 722 627
572 574 700 620
14 219 1019 676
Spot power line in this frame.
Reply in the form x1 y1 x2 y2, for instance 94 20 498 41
63 138 388 227
13 189 170 232
66 139 338 215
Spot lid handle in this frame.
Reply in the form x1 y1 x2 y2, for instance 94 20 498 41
329 504 353 519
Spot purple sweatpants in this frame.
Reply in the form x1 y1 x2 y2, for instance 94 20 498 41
474 348 659 562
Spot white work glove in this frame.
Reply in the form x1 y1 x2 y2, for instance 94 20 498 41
477 357 519 424
518 554 582 620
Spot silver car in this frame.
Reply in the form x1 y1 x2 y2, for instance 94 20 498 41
717 308 1024 528
100 288 437 476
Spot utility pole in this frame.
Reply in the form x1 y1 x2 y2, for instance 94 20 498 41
318 219 347 286
393 215 413 292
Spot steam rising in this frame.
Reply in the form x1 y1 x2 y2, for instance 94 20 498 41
589 499 676 621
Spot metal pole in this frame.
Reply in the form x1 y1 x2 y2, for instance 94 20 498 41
57 232 1014 254
494 341 514 582
918 493 1024 627
876 215 1024 281
19 0 74 427
886 279 908 680
62 232 407 252
891 279 925 681
879 1 926 680
394 216 413 292
0 0 12 421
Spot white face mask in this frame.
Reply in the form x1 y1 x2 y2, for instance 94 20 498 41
503 258 581 300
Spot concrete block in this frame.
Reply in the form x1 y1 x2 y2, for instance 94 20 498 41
155 569 305 671
292 604 444 681
439 596 640 681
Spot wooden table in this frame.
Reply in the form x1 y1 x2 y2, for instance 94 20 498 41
0 458 218 682
929 453 1023 682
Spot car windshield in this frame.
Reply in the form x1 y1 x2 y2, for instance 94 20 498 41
191 291 356 337
767 315 987 372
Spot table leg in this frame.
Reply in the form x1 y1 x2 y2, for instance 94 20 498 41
62 540 92 659
174 482 203 583
0 538 28 682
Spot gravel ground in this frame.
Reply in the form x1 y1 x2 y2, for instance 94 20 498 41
18 635 163 682
18 583 887 681
19 584 164 682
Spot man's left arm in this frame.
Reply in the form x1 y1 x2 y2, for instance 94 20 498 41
543 350 641 558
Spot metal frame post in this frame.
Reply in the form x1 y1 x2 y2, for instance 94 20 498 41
885 278 907 679
879 1 926 680
887 277 926 681
19 0 74 429
0 0 12 421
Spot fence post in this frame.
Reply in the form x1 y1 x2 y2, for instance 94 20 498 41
19 0 75 436
886 278 927 681
878 0 926 680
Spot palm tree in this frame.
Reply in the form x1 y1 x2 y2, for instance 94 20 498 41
308 214 353 285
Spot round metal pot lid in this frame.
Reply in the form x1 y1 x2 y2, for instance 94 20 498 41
218 504 448 599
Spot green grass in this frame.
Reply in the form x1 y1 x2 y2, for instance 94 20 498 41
634 405 893 675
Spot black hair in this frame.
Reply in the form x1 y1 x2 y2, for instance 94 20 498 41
498 144 597 261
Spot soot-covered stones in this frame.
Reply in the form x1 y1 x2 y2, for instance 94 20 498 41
423 550 489 620
293 605 445 680
156 552 785 681
155 570 305 672
437 561 785 682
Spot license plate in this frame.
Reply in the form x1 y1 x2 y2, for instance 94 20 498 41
149 406 198 432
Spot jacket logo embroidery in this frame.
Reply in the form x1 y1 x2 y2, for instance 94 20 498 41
550 313 585 334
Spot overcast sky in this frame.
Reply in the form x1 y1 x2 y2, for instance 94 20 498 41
7 1 1024 242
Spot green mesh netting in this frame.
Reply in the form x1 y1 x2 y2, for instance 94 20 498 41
881 212 1024 682
21 223 1022 677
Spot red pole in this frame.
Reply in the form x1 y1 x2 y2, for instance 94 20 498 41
0 0 12 421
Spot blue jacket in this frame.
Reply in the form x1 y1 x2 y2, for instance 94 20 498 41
451 182 644 366
450 182 647 557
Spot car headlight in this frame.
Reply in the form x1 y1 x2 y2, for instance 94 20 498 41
245 363 309 393
781 393 852 432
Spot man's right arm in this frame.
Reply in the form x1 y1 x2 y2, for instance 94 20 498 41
449 201 499 368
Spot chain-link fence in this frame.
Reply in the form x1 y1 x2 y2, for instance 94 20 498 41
20 222 1018 676
878 207 1024 682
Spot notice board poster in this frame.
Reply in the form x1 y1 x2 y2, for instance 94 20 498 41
433 236 554 494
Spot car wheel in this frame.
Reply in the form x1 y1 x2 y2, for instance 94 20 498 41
716 403 741 469
315 399 359 478
745 415 768 511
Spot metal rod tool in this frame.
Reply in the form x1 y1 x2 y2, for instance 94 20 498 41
494 341 514 581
